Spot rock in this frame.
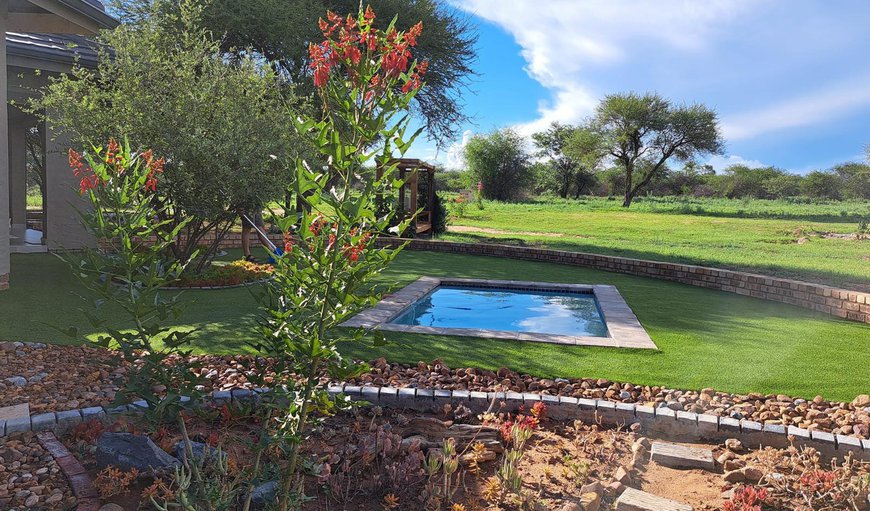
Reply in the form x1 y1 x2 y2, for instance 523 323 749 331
579 482 604 496
724 459 745 471
724 438 744 452
723 470 745 483
741 467 764 484
579 492 601 511
100 505 125 511
24 494 39 507
557 503 582 511
5 376 26 386
45 493 63 504
250 480 279 510
614 466 630 484
174 441 226 464
605 481 625 496
852 395 870 408
95 432 180 473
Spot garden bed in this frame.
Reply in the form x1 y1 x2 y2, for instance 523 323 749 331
8 402 869 510
0 431 77 510
171 260 274 289
2 342 868 441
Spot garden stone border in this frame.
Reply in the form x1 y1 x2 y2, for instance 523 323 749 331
36 431 100 511
3 385 868 463
342 277 657 349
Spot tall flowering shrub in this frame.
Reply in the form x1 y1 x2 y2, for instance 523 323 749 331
249 6 427 510
65 139 202 425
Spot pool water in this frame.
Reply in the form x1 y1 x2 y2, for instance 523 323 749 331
390 285 608 337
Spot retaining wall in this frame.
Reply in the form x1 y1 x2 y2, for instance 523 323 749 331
95 233 870 324
3 385 868 463
373 238 870 325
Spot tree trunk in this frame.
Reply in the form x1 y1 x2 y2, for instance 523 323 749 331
622 165 634 207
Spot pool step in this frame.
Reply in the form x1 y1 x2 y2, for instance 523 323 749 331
649 441 716 470
615 488 693 511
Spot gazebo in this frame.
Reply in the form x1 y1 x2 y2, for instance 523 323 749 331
392 158 436 235
0 0 118 290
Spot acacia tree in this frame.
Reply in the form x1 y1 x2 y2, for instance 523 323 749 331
593 92 724 207
110 0 477 147
532 122 578 198
464 128 532 201
33 0 303 271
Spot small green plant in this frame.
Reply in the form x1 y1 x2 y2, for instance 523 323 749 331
451 195 468 218
63 138 203 427
858 217 868 234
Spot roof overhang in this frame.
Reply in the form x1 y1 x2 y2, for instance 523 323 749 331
8 0 118 35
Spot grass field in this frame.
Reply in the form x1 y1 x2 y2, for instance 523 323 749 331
440 196 870 289
4 250 868 401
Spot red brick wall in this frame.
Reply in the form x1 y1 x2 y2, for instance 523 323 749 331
0 273 9 291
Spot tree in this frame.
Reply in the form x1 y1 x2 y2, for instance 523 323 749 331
110 0 477 147
563 126 606 198
532 122 578 198
593 92 724 206
34 1 303 271
722 165 790 199
464 129 532 201
801 171 842 199
763 173 803 199
832 162 870 200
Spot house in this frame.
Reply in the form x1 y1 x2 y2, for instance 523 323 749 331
0 0 117 290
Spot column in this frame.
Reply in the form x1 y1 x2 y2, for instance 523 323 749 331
44 117 92 250
1 1 11 290
8 112 27 241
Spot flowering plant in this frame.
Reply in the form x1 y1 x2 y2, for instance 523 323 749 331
475 180 485 210
247 6 426 510
451 195 467 218
64 138 202 427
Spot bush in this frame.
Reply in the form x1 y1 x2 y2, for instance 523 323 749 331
464 128 532 201
801 171 842 199
431 192 450 235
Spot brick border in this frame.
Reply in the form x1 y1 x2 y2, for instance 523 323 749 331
343 276 657 349
372 238 870 325
5 385 868 464
0 273 8 291
36 431 100 511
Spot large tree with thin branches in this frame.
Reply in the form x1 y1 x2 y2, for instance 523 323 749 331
593 92 724 207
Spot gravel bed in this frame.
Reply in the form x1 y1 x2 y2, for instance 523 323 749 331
0 432 76 510
1 342 868 440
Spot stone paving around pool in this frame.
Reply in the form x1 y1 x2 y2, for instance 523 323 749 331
342 276 657 349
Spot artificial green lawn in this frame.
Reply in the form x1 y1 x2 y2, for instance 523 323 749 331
440 196 870 289
3 250 868 402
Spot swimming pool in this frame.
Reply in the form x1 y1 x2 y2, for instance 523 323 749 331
342 277 657 349
390 285 608 337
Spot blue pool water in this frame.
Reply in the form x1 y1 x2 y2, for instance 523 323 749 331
390 285 608 337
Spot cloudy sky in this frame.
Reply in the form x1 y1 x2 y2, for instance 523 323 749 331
410 0 870 173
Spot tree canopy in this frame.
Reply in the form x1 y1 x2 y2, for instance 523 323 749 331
593 92 724 206
109 0 478 146
464 128 532 201
35 1 305 269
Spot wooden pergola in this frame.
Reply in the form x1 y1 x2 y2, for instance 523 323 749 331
385 158 436 235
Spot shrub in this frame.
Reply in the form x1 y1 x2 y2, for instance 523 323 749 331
431 193 451 235
464 128 532 201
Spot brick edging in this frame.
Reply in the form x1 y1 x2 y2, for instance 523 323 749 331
373 238 870 324
5 385 869 463
36 431 100 511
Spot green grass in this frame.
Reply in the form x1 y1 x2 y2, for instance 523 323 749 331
440 196 870 289
3 250 868 401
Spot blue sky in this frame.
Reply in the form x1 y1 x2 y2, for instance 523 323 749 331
410 0 870 174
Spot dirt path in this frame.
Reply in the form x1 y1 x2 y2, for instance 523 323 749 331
448 225 567 237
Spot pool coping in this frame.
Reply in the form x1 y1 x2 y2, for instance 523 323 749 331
342 277 657 350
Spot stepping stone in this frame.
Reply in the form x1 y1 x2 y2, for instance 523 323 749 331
615 488 694 511
649 441 715 470
0 403 29 421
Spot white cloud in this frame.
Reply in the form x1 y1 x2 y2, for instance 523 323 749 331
706 154 767 172
443 129 474 170
452 0 756 132
722 78 870 140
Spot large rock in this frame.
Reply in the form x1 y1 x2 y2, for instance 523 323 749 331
852 395 870 408
250 481 279 510
174 440 226 464
95 432 180 473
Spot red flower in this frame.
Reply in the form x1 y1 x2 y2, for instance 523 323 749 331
283 232 294 254
405 22 423 46
363 5 376 23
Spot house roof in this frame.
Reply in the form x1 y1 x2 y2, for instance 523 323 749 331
6 32 103 68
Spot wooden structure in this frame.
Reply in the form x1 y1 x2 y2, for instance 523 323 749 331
389 158 436 235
